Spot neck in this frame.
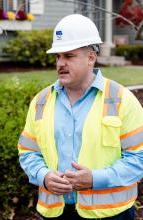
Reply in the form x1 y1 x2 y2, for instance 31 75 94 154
65 73 95 105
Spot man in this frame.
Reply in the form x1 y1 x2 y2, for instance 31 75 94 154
18 14 143 220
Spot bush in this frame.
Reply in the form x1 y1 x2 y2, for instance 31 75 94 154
0 79 49 219
3 30 55 67
115 45 143 62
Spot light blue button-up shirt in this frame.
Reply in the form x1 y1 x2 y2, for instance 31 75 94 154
54 69 103 203
19 69 143 204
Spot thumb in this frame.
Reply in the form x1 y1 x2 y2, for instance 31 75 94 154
57 171 64 177
71 161 85 170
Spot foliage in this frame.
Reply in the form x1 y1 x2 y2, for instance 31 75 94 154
116 0 143 26
0 79 49 219
3 30 55 67
1 67 143 87
115 44 143 61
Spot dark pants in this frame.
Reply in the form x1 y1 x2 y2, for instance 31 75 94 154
41 204 135 220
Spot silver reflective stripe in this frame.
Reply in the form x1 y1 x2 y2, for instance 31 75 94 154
104 97 121 104
18 135 40 151
38 189 63 205
121 131 143 149
104 80 122 116
109 81 120 99
104 98 121 116
78 185 137 206
35 87 51 120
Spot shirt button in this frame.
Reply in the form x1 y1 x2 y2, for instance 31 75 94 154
68 133 72 137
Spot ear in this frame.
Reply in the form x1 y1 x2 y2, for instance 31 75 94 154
88 51 97 66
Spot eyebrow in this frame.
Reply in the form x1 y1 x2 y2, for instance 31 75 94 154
56 52 77 56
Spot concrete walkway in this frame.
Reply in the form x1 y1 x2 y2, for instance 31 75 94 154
127 85 143 90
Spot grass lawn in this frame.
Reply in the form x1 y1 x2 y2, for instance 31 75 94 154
0 66 143 86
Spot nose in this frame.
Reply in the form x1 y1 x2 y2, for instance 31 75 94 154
56 56 66 68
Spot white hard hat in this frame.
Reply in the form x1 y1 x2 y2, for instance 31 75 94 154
46 14 102 54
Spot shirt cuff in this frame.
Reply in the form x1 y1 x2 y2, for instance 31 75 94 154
36 166 51 186
92 169 109 189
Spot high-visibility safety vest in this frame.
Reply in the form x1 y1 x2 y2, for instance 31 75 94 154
18 77 143 218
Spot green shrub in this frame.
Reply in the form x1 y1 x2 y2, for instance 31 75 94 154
3 30 55 67
0 79 49 219
115 45 143 61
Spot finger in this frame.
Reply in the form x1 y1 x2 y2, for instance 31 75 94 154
71 161 85 170
64 170 76 178
52 188 72 195
52 174 71 185
52 182 73 192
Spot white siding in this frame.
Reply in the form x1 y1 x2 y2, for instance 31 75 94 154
32 0 74 29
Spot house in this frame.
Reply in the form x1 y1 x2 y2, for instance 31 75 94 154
0 0 142 60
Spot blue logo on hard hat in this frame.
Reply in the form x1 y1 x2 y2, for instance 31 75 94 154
56 30 63 40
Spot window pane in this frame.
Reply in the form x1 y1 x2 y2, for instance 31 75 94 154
13 0 18 10
18 0 25 10
17 0 28 12
5 0 29 12
7 0 13 11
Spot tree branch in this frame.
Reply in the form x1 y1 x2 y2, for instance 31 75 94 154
135 20 143 40
58 0 138 30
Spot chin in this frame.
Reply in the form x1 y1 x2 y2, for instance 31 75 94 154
59 80 70 86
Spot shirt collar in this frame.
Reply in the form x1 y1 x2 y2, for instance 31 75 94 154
92 68 104 92
52 68 104 93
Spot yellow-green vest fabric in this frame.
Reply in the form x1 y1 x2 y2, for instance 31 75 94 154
18 78 143 218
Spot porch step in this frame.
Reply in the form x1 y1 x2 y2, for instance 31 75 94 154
97 56 131 66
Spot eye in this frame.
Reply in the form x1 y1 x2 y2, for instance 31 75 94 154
56 54 60 59
65 54 75 58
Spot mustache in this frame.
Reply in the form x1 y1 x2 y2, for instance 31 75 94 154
58 68 69 74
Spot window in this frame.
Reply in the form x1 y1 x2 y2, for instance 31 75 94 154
1 0 29 13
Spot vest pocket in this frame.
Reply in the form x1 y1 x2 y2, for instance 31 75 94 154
102 116 122 147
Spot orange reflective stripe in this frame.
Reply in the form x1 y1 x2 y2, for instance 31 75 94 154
22 131 37 142
78 196 136 210
46 89 52 101
105 79 110 97
79 183 137 195
128 143 143 151
120 126 143 140
38 200 64 209
17 144 38 152
39 187 53 194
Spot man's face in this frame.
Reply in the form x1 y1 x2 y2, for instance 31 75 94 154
56 48 94 89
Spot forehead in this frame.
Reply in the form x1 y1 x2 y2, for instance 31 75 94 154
56 47 87 55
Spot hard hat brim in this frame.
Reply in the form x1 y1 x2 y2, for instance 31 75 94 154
46 41 103 54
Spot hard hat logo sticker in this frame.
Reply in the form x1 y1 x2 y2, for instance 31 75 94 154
56 31 63 40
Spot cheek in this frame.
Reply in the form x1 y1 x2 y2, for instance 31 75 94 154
68 57 88 74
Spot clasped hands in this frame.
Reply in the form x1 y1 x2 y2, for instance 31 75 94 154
44 161 93 195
